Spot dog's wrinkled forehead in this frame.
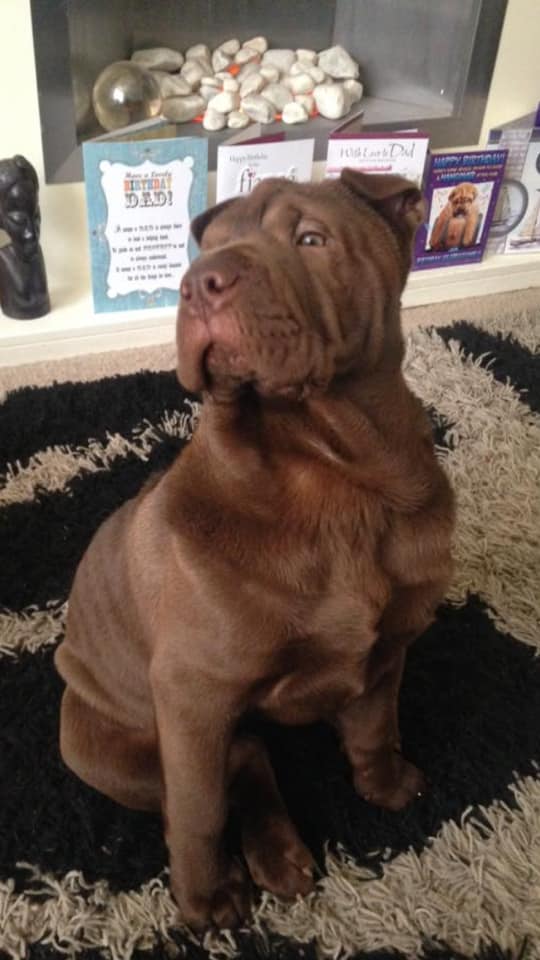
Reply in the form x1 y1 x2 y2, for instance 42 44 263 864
194 178 351 250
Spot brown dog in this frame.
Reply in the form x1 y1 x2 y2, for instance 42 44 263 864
429 181 480 250
55 170 454 931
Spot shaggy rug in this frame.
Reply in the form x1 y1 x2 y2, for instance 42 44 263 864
0 305 539 960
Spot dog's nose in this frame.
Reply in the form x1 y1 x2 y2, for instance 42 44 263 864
181 263 239 306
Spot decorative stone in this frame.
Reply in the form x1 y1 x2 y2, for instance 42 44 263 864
282 101 309 124
93 61 162 131
185 43 211 63
131 47 184 72
305 65 326 85
228 109 250 129
262 49 296 73
243 36 268 54
214 70 233 82
202 107 227 131
223 77 239 92
200 75 221 89
180 59 207 88
212 49 231 73
288 73 314 95
318 44 359 79
259 65 280 84
241 93 276 124
237 62 261 82
161 94 206 122
261 83 294 111
208 90 240 113
219 38 241 56
200 85 220 103
235 46 260 66
294 93 315 115
154 72 192 98
313 82 351 119
240 72 266 97
343 79 364 103
296 48 317 64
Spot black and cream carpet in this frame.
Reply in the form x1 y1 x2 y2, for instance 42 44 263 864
1 305 539 960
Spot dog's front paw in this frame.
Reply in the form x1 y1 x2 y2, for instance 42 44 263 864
243 819 316 899
354 750 426 811
174 859 252 931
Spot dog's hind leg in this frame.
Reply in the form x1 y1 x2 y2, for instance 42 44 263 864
59 686 162 811
229 735 315 899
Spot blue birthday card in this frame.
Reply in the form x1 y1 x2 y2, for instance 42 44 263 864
83 137 208 313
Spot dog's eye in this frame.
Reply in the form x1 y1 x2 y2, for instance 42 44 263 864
297 232 326 247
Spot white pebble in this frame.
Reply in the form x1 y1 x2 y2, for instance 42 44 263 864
241 93 276 124
343 79 364 103
262 49 296 73
180 59 207 88
295 93 315 115
318 44 359 79
228 109 250 129
313 82 351 119
296 48 317 64
288 73 314 95
212 49 231 73
131 47 184 72
282 101 309 124
186 44 211 62
243 36 268 54
261 82 294 111
306 65 326 85
208 90 240 113
237 61 261 81
154 72 191 97
161 94 206 122
219 38 241 56
259 65 280 84
223 77 239 92
240 73 266 97
200 85 219 103
214 70 232 82
200 75 221 89
235 46 260 66
203 107 227 131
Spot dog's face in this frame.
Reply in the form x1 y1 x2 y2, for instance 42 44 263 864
448 182 478 218
177 170 424 400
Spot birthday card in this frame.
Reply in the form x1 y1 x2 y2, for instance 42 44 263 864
83 137 207 313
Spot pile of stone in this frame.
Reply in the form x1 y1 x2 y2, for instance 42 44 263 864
131 38 363 131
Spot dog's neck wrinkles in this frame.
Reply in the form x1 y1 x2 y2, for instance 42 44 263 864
194 369 435 514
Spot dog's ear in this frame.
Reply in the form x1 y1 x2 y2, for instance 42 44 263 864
340 168 426 236
191 198 236 246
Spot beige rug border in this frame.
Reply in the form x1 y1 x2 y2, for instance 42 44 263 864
2 286 539 394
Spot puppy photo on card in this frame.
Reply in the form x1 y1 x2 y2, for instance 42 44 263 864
426 180 494 252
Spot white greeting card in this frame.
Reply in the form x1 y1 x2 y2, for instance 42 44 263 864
325 131 429 188
216 137 314 203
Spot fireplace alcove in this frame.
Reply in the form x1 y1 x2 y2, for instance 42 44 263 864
30 0 507 184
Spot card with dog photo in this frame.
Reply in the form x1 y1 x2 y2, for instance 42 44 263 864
413 149 507 270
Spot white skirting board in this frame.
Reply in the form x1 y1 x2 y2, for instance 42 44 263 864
0 251 539 367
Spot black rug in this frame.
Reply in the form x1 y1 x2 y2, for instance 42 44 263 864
1 312 539 960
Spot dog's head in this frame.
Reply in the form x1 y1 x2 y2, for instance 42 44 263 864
177 170 425 400
448 182 478 217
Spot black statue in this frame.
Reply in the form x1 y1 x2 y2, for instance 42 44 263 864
0 155 50 320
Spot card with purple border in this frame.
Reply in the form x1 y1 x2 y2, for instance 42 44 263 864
413 149 508 270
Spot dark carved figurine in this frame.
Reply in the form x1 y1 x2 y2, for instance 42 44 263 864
0 155 50 320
